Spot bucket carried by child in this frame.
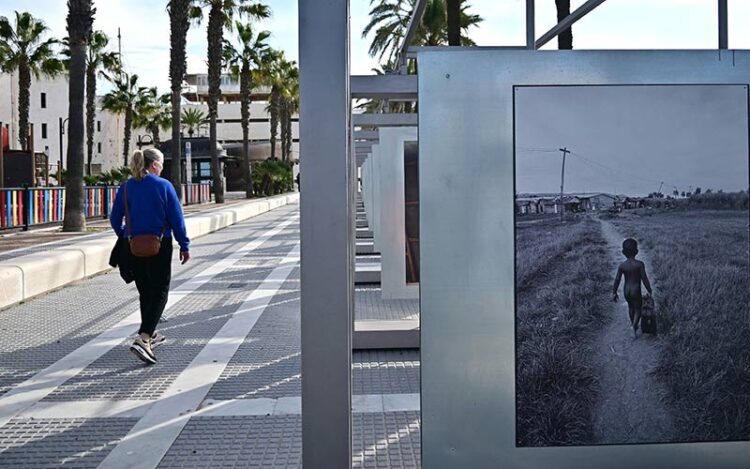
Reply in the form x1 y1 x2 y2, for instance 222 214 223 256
640 294 657 335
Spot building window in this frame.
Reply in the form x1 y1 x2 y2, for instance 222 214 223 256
97 142 102 153
97 120 101 132
41 123 48 139
41 93 47 109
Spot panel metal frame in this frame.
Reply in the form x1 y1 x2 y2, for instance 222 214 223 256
378 127 419 300
418 48 750 469
299 0 353 467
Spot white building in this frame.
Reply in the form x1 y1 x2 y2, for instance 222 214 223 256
183 73 299 161
0 71 136 176
0 71 298 181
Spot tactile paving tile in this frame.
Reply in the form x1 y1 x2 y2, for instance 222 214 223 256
0 418 138 468
206 268 301 400
353 350 421 395
43 238 298 401
355 288 420 321
0 206 299 396
156 412 421 468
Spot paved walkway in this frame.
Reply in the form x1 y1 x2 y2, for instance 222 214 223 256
0 202 421 468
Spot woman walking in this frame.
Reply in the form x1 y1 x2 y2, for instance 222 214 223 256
110 148 191 364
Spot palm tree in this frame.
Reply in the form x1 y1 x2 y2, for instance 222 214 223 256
101 72 152 166
555 0 573 49
0 11 64 150
181 108 207 137
64 31 121 175
84 32 119 175
195 0 270 204
279 62 298 162
363 0 482 63
263 50 286 161
168 0 202 196
446 0 460 45
62 0 94 233
134 89 171 145
225 21 271 198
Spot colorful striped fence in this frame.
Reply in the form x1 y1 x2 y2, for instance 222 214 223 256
181 182 213 206
1 182 211 230
0 189 27 230
0 186 119 231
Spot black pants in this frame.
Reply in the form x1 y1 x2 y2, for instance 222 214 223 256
132 238 173 336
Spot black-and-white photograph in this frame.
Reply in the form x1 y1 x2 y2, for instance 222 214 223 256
513 85 750 447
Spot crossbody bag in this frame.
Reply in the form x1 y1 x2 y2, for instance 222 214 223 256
124 183 167 258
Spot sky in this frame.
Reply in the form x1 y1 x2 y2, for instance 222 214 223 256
0 0 748 94
514 85 750 197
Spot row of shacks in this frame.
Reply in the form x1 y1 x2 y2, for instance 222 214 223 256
515 193 648 215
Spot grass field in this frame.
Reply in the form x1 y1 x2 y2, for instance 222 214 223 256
610 209 750 442
515 218 611 446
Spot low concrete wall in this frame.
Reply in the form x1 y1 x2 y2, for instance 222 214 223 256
0 193 299 311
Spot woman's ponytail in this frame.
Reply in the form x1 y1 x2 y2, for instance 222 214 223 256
131 150 146 180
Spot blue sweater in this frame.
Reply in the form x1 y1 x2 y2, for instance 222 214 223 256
110 175 190 252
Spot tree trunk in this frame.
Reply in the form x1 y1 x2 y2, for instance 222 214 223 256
63 0 93 232
124 108 132 166
85 64 96 176
285 103 293 160
447 0 461 46
18 63 31 150
269 87 278 160
555 0 573 50
169 0 190 196
241 64 252 199
207 1 224 203
279 100 287 162
151 123 160 145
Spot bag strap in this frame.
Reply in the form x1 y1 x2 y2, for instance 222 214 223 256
123 182 132 239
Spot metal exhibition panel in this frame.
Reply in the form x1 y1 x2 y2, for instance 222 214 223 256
370 143 382 252
378 127 419 300
418 48 750 469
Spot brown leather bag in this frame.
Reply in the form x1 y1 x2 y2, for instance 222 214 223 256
124 183 166 258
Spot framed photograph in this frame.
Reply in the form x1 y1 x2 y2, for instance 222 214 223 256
514 84 749 448
419 49 750 469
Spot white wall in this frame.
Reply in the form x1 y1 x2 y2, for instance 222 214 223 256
0 72 137 174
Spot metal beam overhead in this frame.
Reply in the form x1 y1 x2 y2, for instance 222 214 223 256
354 130 379 140
398 0 429 71
299 0 352 467
353 113 418 127
719 0 728 49
351 75 418 100
535 0 608 49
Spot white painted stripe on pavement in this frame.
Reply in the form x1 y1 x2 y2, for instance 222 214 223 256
0 214 299 429
98 242 301 469
14 394 422 419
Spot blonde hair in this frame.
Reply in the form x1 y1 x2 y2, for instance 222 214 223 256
130 148 164 180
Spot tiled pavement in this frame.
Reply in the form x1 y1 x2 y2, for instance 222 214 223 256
0 202 421 468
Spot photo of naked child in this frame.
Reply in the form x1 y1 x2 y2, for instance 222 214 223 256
513 85 750 447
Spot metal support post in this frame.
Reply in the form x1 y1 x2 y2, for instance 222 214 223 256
719 0 728 49
299 0 353 467
526 0 535 49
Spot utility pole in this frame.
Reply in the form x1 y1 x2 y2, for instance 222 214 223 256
657 181 664 196
559 147 570 222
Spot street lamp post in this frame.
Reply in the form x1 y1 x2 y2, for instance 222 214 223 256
59 117 69 186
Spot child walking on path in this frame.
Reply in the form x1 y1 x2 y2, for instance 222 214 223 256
612 238 653 338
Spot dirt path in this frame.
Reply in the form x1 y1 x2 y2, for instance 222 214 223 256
592 218 675 444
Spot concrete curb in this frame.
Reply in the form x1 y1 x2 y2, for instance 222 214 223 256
0 193 299 311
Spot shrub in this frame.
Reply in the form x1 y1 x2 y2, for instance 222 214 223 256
251 159 293 197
